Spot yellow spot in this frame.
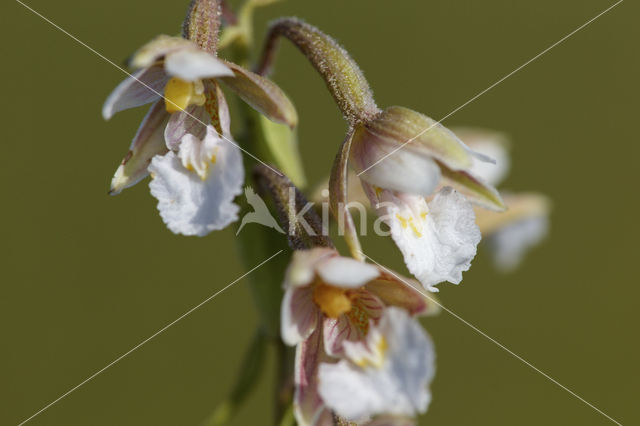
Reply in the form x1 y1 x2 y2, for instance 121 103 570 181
396 214 422 237
353 336 388 369
164 77 206 113
409 220 422 238
396 214 408 229
420 212 428 219
313 283 352 318
374 186 383 197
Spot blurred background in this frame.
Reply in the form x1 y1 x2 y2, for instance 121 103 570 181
1 0 638 425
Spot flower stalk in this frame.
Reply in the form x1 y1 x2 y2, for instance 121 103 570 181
257 18 380 126
183 0 222 54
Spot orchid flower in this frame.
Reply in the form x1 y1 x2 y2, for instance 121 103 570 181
281 247 435 355
318 307 435 423
280 247 436 425
256 18 504 290
103 0 296 236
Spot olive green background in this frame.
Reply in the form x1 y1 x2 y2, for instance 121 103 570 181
2 0 637 425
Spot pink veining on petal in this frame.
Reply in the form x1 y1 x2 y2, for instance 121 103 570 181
294 318 332 425
323 290 385 357
365 270 430 316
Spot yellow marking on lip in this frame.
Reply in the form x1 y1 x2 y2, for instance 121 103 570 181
396 214 408 229
164 77 206 113
396 214 423 237
353 336 388 369
313 282 352 318
409 220 422 237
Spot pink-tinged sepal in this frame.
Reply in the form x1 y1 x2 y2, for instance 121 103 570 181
281 285 319 346
365 270 438 317
365 106 475 171
329 131 364 260
294 325 333 426
439 166 506 211
219 61 298 128
110 100 170 195
102 64 169 120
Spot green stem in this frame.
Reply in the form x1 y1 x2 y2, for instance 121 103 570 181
257 17 380 126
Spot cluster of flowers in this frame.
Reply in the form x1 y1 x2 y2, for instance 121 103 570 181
103 1 549 425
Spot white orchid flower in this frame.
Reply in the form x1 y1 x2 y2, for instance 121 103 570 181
282 247 435 355
281 248 436 425
333 107 503 291
318 307 435 422
103 34 297 236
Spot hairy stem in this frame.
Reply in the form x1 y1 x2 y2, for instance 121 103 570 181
253 164 334 250
183 0 221 54
256 17 380 126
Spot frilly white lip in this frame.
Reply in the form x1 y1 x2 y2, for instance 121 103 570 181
318 307 435 421
366 185 481 291
148 125 244 237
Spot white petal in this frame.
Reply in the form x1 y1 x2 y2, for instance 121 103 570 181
318 308 435 420
148 129 244 236
102 64 169 120
128 35 194 69
284 248 336 289
317 257 380 289
164 49 234 81
351 131 442 196
488 215 549 272
281 286 319 346
374 188 481 291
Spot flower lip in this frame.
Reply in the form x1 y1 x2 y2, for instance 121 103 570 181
318 307 435 421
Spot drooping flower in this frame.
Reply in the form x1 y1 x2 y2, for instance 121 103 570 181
318 307 435 423
103 2 297 236
343 107 499 291
281 247 434 355
281 247 436 425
